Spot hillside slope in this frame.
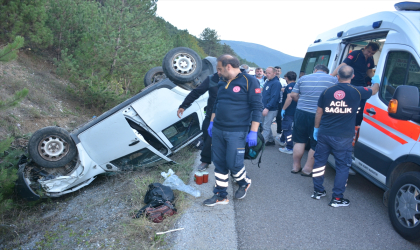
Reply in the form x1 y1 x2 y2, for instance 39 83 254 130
220 40 301 68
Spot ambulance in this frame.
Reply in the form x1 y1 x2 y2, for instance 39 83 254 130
299 2 420 241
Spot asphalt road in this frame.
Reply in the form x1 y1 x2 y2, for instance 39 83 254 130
234 130 420 249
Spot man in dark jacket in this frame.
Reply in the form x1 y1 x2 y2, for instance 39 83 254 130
177 72 220 171
203 54 263 206
261 67 281 146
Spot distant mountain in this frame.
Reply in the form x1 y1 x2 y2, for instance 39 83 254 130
220 40 302 70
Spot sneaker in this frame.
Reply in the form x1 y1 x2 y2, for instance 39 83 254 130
279 147 293 154
329 197 350 207
311 190 327 200
235 183 251 199
197 162 209 171
274 136 286 146
265 141 275 146
203 194 229 206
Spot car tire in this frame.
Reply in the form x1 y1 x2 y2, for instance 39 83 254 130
144 66 166 87
162 47 202 84
388 171 420 242
28 126 77 168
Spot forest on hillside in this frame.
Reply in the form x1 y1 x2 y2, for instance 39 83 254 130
0 0 257 109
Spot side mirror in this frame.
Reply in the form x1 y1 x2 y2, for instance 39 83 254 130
388 85 420 123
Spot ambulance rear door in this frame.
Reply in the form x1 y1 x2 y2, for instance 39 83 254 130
354 43 420 187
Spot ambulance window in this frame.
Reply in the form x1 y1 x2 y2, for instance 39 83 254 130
380 51 420 105
300 50 331 75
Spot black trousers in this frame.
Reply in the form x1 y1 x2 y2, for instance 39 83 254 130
201 116 212 163
276 102 283 134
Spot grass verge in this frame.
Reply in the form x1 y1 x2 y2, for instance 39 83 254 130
0 146 197 249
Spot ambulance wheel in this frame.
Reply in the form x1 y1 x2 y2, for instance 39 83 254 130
28 126 77 168
162 47 202 84
144 66 166 87
388 172 420 242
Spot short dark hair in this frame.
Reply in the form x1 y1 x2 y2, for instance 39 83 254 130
256 67 263 71
217 54 240 68
314 64 329 74
367 42 380 51
300 71 305 73
338 65 354 80
274 66 281 70
284 71 297 81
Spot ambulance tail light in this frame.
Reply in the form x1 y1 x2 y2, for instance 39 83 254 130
388 99 398 114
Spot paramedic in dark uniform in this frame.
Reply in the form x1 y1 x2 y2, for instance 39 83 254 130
177 72 220 172
331 42 380 125
311 65 379 207
203 54 263 206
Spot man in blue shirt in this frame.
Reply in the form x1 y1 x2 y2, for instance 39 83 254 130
255 67 266 89
331 42 379 125
261 67 281 146
311 65 379 207
204 55 263 206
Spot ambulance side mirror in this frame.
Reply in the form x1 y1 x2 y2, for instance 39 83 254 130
388 85 420 123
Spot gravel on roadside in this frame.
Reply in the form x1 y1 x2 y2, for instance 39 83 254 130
165 153 238 250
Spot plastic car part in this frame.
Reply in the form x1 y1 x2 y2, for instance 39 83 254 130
144 66 166 87
162 47 202 84
28 126 77 168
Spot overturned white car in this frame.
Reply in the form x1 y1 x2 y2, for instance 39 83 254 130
16 47 216 200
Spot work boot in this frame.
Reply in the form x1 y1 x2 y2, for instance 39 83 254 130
197 162 209 171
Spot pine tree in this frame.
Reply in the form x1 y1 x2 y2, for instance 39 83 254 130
0 0 52 48
0 36 27 214
199 28 220 56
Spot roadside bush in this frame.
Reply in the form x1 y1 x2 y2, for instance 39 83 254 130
49 0 172 109
0 138 20 214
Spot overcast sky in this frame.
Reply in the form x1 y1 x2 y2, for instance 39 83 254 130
156 0 403 58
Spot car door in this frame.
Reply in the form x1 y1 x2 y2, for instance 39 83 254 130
130 83 204 151
77 109 172 169
354 44 420 185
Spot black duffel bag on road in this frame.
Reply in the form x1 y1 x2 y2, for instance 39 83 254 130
133 183 175 219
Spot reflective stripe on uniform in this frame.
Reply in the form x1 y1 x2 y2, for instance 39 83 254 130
215 172 229 180
313 166 326 177
216 180 229 187
233 166 245 178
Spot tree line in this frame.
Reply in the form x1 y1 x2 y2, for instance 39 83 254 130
0 0 258 109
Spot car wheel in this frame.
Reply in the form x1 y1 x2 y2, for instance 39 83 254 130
388 171 420 242
28 126 77 168
144 66 166 87
162 47 202 84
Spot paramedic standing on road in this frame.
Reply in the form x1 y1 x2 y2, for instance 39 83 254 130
204 55 263 206
331 42 380 125
311 65 379 207
177 72 220 171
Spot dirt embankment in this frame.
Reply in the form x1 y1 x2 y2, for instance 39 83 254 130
0 51 196 249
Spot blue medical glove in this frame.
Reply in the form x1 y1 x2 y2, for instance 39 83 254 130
281 110 285 119
207 121 213 137
371 75 380 84
313 127 319 141
246 131 258 147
